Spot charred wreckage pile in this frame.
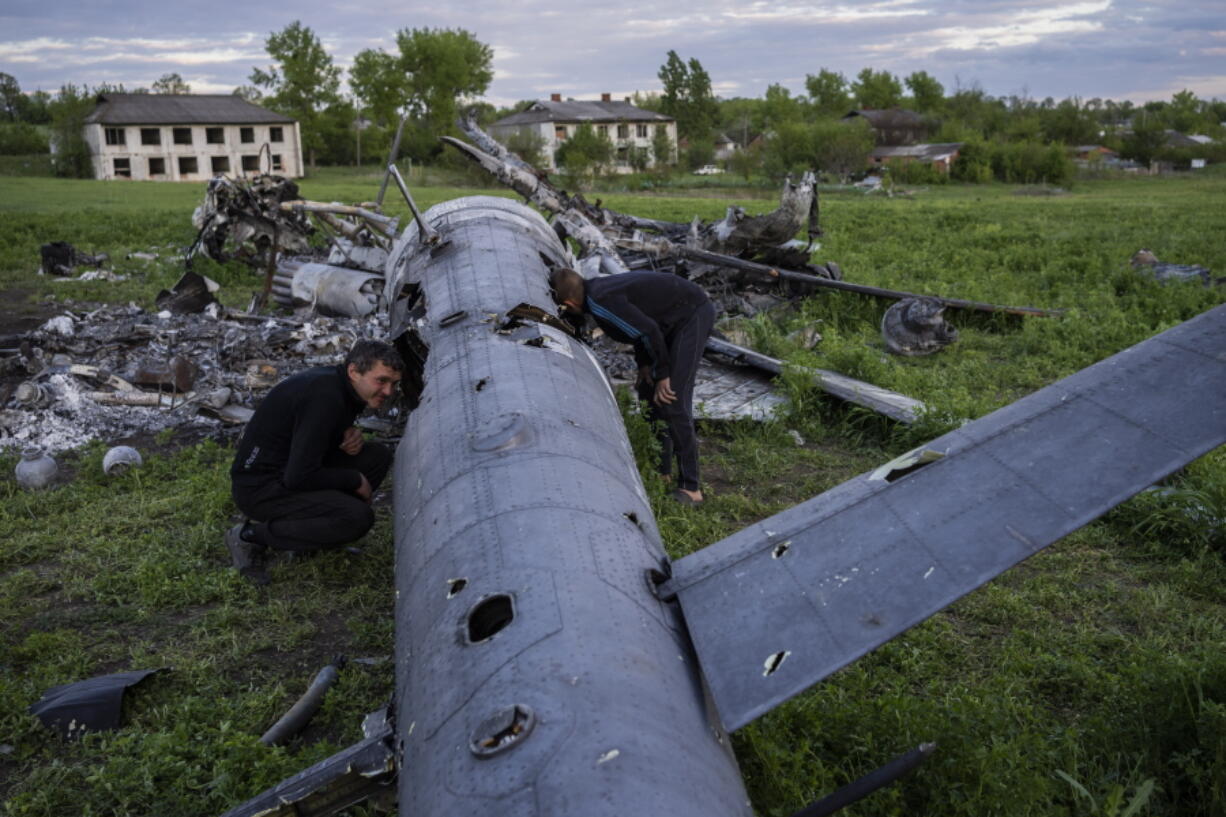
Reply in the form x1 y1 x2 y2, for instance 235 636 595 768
4 116 1059 467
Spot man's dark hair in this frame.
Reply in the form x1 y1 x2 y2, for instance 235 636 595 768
346 340 404 374
548 267 586 306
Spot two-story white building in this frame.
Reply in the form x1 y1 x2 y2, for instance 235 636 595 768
82 93 304 181
489 94 677 173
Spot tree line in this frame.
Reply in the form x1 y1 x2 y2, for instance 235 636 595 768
2 23 1223 181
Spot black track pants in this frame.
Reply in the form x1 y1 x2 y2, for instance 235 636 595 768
638 301 715 491
232 442 393 552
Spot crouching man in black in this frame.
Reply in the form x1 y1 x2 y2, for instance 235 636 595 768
549 268 715 505
226 340 404 584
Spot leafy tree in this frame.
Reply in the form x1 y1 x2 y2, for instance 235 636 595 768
18 89 51 125
505 128 548 167
657 50 718 142
394 27 493 150
852 68 902 109
761 84 806 128
1120 112 1167 165
250 20 342 169
152 72 190 94
651 125 675 168
0 73 22 121
48 83 94 178
554 122 613 182
1041 97 1097 145
811 117 874 181
628 146 651 173
904 71 944 114
1166 89 1208 134
727 140 763 180
349 48 403 128
0 122 49 155
684 136 715 170
233 85 263 103
805 69 851 116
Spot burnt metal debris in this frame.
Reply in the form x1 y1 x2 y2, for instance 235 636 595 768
881 297 959 356
39 241 110 277
29 669 162 740
1130 248 1221 286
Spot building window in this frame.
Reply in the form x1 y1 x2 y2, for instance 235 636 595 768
636 124 648 139
140 128 160 145
270 127 283 143
148 157 166 176
205 127 224 144
240 127 254 143
597 125 608 136
178 156 198 175
105 128 125 146
272 154 283 171
241 155 260 172
617 124 629 139
113 157 131 178
616 146 629 165
211 156 230 173
554 125 567 141
173 127 192 145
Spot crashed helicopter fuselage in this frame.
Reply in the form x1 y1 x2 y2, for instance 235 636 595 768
384 196 752 816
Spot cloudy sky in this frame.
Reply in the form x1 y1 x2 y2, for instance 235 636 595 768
2 0 1224 106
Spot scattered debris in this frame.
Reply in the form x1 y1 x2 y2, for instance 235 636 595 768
14 446 57 489
155 271 220 315
1 302 391 455
28 669 162 740
102 445 143 475
1130 249 1220 286
787 429 806 447
259 657 346 746
39 242 109 277
189 174 313 269
882 297 959 357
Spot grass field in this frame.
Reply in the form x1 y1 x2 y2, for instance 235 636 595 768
1 167 1225 816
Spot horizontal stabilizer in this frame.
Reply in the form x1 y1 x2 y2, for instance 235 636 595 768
670 304 1226 731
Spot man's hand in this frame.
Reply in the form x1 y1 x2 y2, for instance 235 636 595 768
355 473 373 503
653 377 677 405
340 426 364 456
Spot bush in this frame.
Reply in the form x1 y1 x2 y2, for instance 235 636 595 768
0 122 48 155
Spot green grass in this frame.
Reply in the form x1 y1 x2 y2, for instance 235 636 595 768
2 170 1225 816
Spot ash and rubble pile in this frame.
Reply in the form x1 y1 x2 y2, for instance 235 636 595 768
1 303 391 455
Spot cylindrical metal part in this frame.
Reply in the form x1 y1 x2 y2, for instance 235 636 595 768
259 660 344 746
392 196 751 817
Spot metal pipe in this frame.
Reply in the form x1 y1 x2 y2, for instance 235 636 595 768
375 114 408 210
259 658 346 746
388 163 438 244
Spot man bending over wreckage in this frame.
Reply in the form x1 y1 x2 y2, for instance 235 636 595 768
550 267 715 505
226 340 404 585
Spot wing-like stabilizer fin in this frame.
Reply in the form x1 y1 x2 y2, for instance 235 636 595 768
670 304 1226 732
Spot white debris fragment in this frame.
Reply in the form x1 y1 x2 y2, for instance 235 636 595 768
40 315 75 336
787 429 805 447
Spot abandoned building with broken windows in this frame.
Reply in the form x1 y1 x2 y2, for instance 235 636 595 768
80 93 304 182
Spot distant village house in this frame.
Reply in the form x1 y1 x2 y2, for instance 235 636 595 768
489 94 677 173
869 143 963 175
82 93 304 181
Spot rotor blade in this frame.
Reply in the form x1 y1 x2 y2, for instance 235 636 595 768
666 303 1226 732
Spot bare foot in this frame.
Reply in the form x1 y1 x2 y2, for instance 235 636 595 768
677 488 703 503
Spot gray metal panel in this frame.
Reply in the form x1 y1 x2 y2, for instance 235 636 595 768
393 197 751 817
672 304 1226 731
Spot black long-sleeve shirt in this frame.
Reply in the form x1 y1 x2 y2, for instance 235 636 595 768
230 364 366 493
584 272 710 380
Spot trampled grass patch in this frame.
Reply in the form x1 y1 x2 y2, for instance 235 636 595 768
1 171 1225 815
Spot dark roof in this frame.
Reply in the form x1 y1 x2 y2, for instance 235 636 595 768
843 108 924 127
494 99 673 126
84 94 295 125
